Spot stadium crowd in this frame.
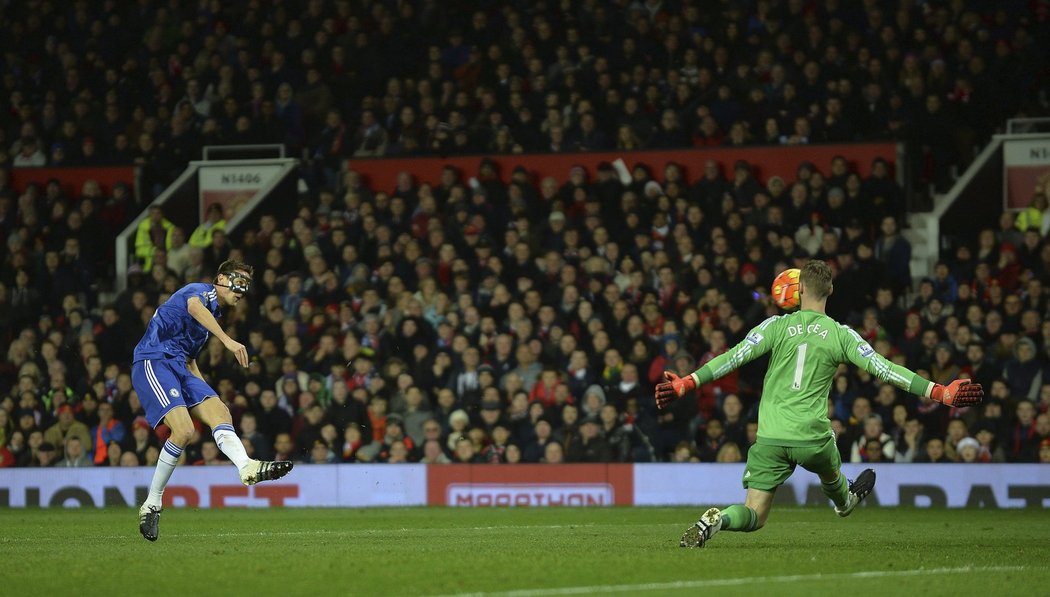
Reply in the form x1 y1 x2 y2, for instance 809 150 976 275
1 1 1047 195
2 0 1050 469
3 149 1050 468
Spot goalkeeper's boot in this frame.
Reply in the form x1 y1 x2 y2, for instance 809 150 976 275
835 468 876 518
138 503 162 542
680 507 722 548
240 459 294 486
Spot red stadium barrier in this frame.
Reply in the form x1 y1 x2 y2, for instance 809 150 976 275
9 166 136 198
347 143 898 193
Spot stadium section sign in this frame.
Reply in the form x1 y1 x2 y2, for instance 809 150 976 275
1003 137 1050 210
198 163 284 221
2 465 1047 508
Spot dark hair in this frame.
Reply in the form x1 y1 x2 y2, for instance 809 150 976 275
217 260 253 278
800 260 833 299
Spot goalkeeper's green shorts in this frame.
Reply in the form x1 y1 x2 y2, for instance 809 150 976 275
742 436 841 492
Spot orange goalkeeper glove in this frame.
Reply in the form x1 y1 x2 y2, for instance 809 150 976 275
655 371 697 410
930 379 984 407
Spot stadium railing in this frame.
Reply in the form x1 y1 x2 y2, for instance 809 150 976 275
113 156 299 293
905 128 1050 280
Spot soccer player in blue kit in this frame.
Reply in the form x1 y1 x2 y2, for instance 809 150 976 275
134 260 292 541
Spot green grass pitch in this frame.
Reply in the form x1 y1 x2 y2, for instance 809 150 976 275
2 507 1048 596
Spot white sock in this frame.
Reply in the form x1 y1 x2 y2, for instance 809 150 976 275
212 423 251 469
146 440 181 508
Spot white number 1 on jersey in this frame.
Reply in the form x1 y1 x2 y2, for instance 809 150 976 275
792 343 808 390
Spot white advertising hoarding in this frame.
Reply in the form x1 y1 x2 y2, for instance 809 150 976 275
633 463 1050 508
0 465 426 508
2 464 1046 508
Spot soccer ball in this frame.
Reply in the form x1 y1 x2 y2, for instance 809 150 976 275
771 268 801 310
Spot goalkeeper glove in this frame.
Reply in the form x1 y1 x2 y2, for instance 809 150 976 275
930 379 984 407
655 371 697 410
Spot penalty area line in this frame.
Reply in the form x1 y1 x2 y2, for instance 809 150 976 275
431 565 1030 597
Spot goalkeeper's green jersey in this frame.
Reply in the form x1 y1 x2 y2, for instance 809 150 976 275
691 309 932 447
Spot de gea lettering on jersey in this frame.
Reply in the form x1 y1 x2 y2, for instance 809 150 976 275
785 322 830 340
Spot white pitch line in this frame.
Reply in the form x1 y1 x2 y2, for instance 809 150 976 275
430 566 1031 597
163 523 588 538
0 524 595 543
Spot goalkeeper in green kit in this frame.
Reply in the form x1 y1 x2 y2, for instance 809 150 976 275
656 260 984 548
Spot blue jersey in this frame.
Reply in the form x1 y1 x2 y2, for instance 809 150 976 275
133 283 222 362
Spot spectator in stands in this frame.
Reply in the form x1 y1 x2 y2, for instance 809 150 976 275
944 419 972 462
542 440 565 464
55 436 91 468
351 110 389 157
864 159 906 223
566 416 610 463
33 441 58 468
894 417 925 463
7 423 30 466
696 418 727 462
123 416 155 465
851 414 896 463
973 423 1006 463
309 439 337 464
12 138 46 168
134 206 174 272
43 405 91 455
716 442 743 463
9 269 41 332
339 426 366 463
874 216 912 295
1003 338 1041 401
522 419 553 464
916 438 949 463
453 435 482 464
956 437 982 464
1003 398 1037 463
192 440 224 466
1032 412 1050 456
273 433 295 463
190 203 227 249
420 439 452 464
1015 192 1050 235
89 402 125 465
671 442 699 463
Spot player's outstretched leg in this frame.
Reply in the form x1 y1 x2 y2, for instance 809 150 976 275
835 468 876 517
197 400 294 485
214 422 294 485
240 459 294 485
215 424 293 485
681 489 771 548
680 507 723 548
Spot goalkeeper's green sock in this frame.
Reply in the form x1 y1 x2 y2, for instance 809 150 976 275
821 474 850 509
719 505 760 532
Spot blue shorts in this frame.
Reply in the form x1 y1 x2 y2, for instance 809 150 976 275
132 358 218 428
